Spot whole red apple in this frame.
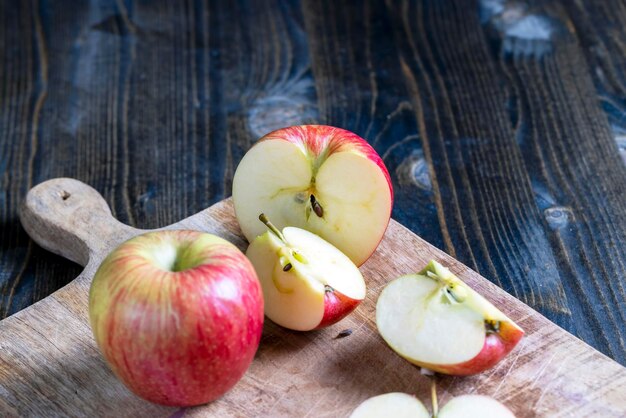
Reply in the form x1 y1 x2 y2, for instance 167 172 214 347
89 230 264 406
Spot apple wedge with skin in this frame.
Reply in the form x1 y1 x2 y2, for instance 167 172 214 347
233 125 393 266
350 392 515 418
376 260 524 376
246 214 366 331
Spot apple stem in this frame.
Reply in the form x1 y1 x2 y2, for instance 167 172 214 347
259 213 286 243
431 379 439 417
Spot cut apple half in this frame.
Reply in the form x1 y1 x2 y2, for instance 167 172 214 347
233 125 393 266
246 214 366 331
349 393 430 418
376 260 524 375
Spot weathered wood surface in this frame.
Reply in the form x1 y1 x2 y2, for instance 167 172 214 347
0 0 625 370
0 177 624 417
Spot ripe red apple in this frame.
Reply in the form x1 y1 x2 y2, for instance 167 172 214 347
246 214 366 331
376 261 524 376
89 230 264 406
232 125 393 266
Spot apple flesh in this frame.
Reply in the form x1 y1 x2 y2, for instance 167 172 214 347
438 395 516 418
232 125 393 266
350 393 515 418
89 230 264 406
376 260 524 376
350 393 430 418
246 214 366 331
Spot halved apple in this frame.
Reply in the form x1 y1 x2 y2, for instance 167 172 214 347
246 214 366 331
233 125 393 266
349 393 430 418
376 260 524 375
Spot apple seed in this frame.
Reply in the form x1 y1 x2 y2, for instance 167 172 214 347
310 194 324 217
334 329 353 339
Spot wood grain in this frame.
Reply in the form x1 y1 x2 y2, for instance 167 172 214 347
565 0 626 164
0 0 625 370
384 0 573 326
1 177 625 417
483 0 626 363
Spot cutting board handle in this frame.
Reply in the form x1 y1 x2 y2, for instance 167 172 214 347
19 178 137 267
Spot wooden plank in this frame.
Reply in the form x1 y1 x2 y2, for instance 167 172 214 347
0 0 83 318
0 0 320 319
1 177 625 417
565 0 626 164
381 0 626 363
383 0 573 327
485 0 626 363
481 0 626 363
301 0 445 250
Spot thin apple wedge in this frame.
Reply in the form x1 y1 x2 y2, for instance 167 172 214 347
376 260 524 376
246 214 366 331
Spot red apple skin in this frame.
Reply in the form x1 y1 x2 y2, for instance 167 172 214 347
89 231 264 406
316 289 363 329
410 322 525 376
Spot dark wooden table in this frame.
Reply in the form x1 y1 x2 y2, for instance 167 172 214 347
1 0 625 367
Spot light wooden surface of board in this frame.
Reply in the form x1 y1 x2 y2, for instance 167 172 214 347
0 178 625 417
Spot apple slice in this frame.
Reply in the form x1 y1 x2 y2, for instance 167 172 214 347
246 214 366 331
349 393 430 418
233 125 393 266
376 260 524 375
438 395 515 418
350 392 515 418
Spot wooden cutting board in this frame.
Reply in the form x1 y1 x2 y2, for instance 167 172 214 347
1 178 625 417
